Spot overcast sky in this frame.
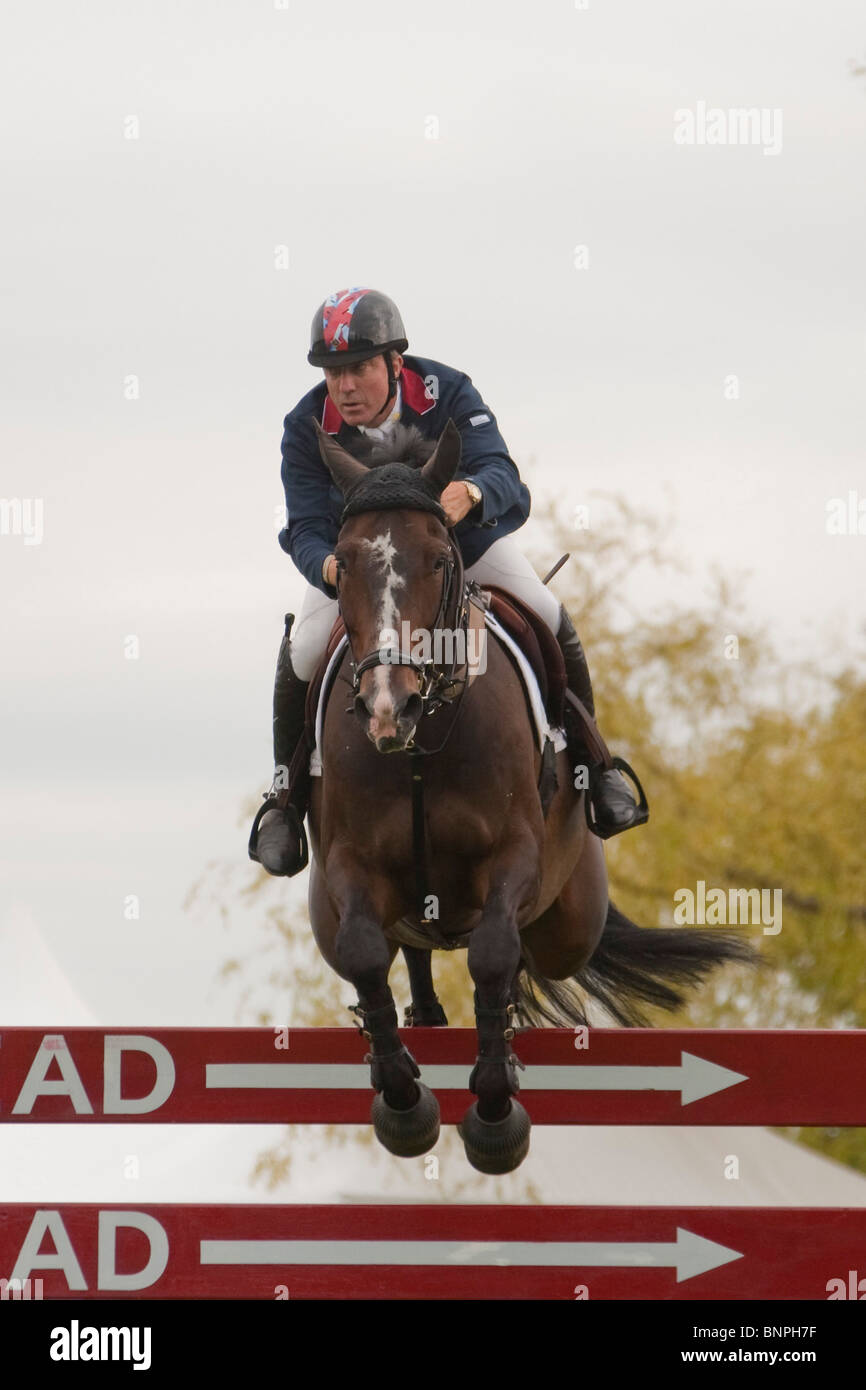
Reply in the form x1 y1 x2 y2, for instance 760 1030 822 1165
2 0 864 1047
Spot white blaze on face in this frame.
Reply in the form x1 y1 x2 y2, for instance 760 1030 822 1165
359 529 405 727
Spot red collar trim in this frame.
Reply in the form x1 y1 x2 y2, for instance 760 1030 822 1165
400 366 436 415
321 395 343 434
320 367 435 435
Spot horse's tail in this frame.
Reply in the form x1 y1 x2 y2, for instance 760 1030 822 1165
516 901 760 1028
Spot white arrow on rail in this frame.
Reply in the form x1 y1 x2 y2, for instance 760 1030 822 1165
200 1227 743 1283
205 1052 748 1106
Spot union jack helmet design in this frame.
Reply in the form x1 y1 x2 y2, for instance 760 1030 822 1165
308 287 408 367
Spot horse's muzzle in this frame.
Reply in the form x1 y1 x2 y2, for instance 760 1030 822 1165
355 689 423 752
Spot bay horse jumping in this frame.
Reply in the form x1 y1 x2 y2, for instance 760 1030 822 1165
306 418 754 1173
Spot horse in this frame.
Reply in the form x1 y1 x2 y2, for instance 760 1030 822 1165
305 418 754 1173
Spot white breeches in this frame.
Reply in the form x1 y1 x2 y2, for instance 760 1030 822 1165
289 535 562 681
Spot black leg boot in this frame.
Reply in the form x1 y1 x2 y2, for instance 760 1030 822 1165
556 607 648 837
248 614 311 876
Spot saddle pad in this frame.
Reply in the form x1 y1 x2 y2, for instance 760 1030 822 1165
482 610 567 755
309 634 349 777
485 586 567 727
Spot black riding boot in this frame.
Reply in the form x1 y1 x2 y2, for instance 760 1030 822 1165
556 606 647 838
248 614 311 876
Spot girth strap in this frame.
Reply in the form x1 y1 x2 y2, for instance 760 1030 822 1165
410 749 429 924
408 750 458 949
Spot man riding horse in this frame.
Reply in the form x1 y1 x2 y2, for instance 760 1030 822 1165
249 286 647 874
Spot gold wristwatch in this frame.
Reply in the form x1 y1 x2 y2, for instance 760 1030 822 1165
463 478 482 509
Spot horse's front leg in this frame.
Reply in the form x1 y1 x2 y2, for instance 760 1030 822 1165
460 838 540 1174
330 867 440 1158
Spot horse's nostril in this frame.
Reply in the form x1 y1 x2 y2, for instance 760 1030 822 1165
354 694 369 722
401 692 423 726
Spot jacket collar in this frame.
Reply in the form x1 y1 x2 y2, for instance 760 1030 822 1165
320 365 436 435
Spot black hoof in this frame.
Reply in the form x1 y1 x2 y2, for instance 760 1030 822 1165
458 1099 531 1174
371 1082 440 1158
404 1001 449 1027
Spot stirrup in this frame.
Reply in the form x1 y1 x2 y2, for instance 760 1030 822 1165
248 792 309 873
585 756 649 841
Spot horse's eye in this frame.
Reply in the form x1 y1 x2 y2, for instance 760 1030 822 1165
433 556 445 571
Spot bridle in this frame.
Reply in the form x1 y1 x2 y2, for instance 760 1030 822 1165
337 526 470 717
335 518 473 938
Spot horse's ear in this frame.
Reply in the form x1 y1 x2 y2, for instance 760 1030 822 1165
312 418 369 495
420 418 462 494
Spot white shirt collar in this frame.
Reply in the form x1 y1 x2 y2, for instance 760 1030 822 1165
357 381 402 441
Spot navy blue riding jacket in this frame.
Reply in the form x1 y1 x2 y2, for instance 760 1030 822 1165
277 355 531 597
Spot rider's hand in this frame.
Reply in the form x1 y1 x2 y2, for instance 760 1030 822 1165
440 481 475 526
323 555 338 587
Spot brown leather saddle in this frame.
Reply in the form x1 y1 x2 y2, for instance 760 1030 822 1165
485 586 616 773
482 585 566 730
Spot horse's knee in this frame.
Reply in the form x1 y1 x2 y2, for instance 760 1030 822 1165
467 864 539 999
467 914 521 987
332 915 392 996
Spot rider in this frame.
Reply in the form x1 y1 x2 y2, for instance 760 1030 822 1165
250 287 646 875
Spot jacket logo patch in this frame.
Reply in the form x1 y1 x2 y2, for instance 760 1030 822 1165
470 413 490 426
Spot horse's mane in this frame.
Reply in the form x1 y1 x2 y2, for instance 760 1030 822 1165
346 423 436 469
339 425 446 523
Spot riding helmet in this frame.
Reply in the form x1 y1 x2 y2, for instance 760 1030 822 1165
308 288 408 368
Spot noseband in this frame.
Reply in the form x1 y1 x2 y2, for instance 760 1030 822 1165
338 532 468 712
